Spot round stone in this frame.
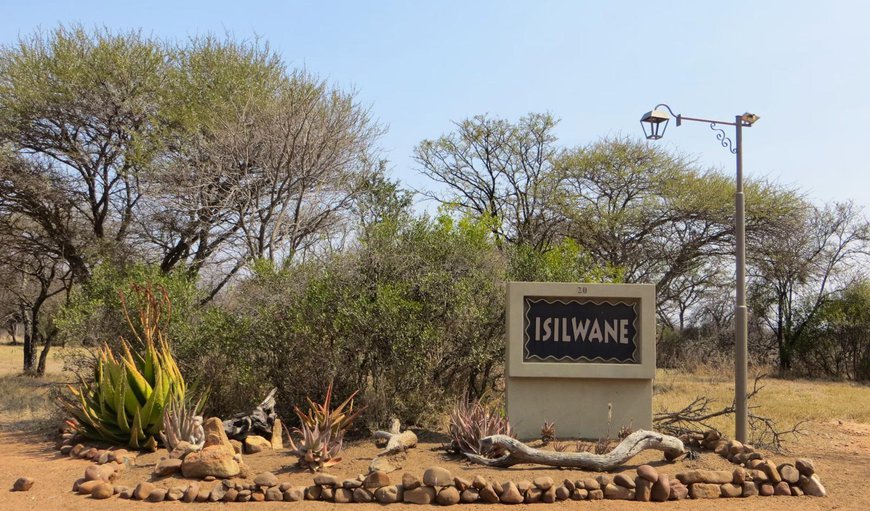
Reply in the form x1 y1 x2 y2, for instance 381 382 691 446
90 483 114 499
637 464 659 482
422 466 452 487
253 472 279 487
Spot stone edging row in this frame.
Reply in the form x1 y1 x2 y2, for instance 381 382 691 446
56 427 827 504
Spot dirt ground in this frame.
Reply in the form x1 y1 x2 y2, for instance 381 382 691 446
1 345 868 510
1 419 868 511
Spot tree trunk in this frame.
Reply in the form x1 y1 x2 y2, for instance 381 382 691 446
36 329 55 376
464 430 685 470
22 306 35 374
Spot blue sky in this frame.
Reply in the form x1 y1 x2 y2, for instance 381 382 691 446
2 1 868 209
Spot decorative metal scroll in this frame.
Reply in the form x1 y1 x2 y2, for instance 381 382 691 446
710 122 738 154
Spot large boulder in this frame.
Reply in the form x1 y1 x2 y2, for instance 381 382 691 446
245 435 272 454
202 417 235 451
181 445 240 479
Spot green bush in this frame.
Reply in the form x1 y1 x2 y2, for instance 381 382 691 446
795 281 870 381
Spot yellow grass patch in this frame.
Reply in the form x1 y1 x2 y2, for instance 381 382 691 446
654 367 870 440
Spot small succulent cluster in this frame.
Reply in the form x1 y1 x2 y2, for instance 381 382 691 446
540 421 556 445
288 383 363 472
160 392 207 452
448 394 515 458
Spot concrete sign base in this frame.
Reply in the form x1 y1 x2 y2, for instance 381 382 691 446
505 282 655 440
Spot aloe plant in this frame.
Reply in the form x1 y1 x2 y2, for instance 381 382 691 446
448 394 515 458
160 392 207 452
293 382 364 441
288 416 343 472
61 285 186 450
288 383 363 471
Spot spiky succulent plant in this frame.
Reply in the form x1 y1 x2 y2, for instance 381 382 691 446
540 420 556 445
61 285 186 450
160 392 207 452
448 394 515 458
293 382 364 441
288 417 343 472
288 384 363 472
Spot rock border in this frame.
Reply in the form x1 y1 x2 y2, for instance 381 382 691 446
56 428 827 503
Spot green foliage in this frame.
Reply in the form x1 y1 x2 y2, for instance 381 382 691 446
0 25 168 166
189 212 507 427
61 286 186 450
507 238 622 283
55 264 199 353
796 281 870 380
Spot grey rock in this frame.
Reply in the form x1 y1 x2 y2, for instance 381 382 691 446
283 486 305 502
154 457 183 477
795 458 815 477
778 463 800 484
499 482 523 504
265 486 283 501
363 471 391 488
253 472 279 487
689 483 722 499
146 488 167 502
650 474 670 502
333 488 353 503
635 478 652 501
402 472 421 490
313 473 339 487
614 473 636 489
720 483 742 498
637 464 659 483
801 474 827 497
460 488 479 503
352 488 373 503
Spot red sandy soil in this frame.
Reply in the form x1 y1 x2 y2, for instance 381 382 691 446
2 420 868 511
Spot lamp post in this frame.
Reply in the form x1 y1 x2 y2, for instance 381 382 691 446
640 104 759 443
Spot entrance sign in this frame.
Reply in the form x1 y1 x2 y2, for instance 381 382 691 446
506 282 655 439
523 297 639 363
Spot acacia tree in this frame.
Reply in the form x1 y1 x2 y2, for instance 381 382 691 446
1 28 383 312
415 113 564 250
749 201 869 371
0 211 72 375
0 26 168 280
142 39 382 299
556 137 800 314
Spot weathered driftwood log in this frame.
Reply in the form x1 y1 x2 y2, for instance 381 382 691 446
223 388 278 440
373 418 418 456
465 429 685 470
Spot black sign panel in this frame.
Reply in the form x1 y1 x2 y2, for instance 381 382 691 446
523 297 639 363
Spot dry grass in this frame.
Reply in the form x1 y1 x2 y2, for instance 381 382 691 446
653 367 870 441
0 344 79 431
0 344 86 377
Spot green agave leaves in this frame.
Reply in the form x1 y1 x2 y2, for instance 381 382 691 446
63 338 185 450
61 284 186 450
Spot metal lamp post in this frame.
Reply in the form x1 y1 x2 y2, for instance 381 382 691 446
640 104 759 443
